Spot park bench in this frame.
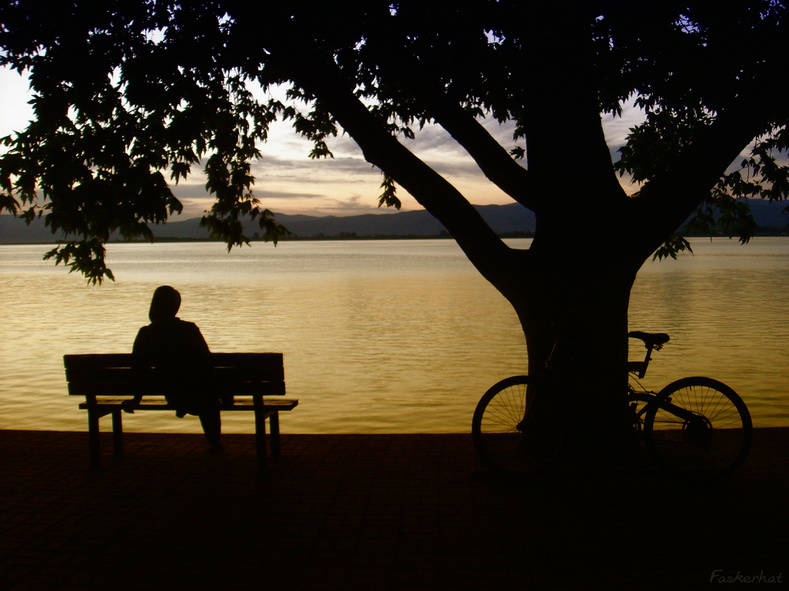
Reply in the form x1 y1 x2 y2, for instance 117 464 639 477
63 352 298 472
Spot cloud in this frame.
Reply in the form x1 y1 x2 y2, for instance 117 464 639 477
0 69 33 139
172 116 528 217
602 97 647 164
1 65 649 215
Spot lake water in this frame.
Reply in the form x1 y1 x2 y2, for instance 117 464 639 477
1 238 787 434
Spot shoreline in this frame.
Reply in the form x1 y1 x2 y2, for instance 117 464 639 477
4 232 789 247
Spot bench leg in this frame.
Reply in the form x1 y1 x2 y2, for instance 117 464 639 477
87 409 101 470
112 410 124 456
269 412 281 458
254 406 268 473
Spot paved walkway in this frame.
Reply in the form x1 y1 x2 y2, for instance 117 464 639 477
0 429 787 590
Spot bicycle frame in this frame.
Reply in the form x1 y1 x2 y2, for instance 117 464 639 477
627 336 707 426
630 385 708 425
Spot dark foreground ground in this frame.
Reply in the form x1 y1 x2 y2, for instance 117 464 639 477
0 428 787 590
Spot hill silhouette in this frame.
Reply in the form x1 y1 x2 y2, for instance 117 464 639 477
0 204 536 243
1 200 787 244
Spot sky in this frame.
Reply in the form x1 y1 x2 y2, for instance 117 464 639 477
0 66 643 219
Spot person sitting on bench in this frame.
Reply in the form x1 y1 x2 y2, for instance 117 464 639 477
123 285 223 452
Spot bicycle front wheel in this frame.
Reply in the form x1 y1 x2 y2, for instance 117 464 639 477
644 377 752 478
472 376 564 475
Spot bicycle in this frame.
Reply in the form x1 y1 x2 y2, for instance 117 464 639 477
471 331 753 479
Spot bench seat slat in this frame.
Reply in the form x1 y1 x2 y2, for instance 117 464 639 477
79 398 299 411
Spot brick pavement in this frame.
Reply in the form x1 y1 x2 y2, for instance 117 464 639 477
0 429 787 590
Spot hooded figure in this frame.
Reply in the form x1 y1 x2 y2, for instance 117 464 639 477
129 286 222 451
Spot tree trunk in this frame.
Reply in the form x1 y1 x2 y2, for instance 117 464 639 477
497 237 640 455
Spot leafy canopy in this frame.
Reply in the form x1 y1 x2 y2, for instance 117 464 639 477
0 1 787 281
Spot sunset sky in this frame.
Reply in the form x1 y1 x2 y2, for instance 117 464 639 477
1 66 643 219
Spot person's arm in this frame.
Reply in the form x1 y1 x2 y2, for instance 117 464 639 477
190 323 211 355
125 327 150 412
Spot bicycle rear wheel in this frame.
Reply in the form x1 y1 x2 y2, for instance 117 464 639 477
644 377 752 478
472 376 564 475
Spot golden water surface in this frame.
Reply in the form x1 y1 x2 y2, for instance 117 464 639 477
0 238 786 433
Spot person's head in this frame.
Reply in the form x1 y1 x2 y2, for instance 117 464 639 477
149 285 181 322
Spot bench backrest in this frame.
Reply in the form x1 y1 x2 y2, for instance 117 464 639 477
64 353 285 397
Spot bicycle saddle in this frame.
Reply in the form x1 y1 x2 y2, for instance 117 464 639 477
628 331 670 348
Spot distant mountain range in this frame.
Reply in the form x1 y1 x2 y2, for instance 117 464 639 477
1 200 787 244
0 203 536 243
158 203 537 240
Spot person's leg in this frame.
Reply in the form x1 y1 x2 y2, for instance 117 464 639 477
199 406 222 452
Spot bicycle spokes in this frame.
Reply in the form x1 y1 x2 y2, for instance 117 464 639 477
471 376 565 475
644 377 752 478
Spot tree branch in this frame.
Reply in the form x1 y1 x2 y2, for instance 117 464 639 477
365 39 539 211
404 80 539 212
633 87 782 259
268 40 518 282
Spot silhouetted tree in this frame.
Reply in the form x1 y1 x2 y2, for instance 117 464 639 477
1 1 787 446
